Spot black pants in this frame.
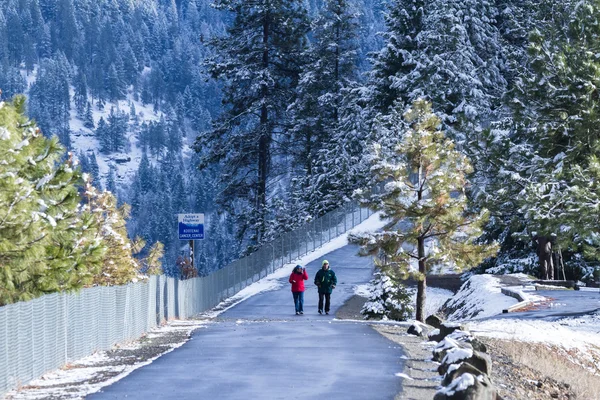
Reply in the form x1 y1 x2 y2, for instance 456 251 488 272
318 292 331 313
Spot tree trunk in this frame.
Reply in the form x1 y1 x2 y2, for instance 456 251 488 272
333 19 340 123
416 160 426 322
416 236 426 322
305 130 312 181
257 7 270 243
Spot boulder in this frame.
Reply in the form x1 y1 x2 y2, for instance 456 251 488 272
440 322 465 340
434 370 498 400
407 323 424 337
433 337 472 362
445 331 487 354
426 314 444 329
428 328 443 342
442 362 485 386
469 338 488 354
439 349 492 376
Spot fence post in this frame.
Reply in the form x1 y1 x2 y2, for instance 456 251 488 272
313 219 317 250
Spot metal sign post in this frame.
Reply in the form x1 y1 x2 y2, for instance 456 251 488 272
189 240 194 270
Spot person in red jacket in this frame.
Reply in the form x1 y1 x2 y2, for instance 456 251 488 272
289 265 309 315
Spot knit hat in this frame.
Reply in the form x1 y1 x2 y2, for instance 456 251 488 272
322 260 329 266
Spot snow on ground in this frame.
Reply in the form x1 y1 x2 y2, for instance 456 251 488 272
69 91 163 189
413 287 454 319
444 274 518 321
353 282 453 321
450 274 600 376
469 314 600 375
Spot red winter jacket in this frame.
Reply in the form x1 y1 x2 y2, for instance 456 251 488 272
289 269 309 292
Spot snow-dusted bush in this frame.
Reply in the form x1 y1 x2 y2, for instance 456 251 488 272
361 271 413 321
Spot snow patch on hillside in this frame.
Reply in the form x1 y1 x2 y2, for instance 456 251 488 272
69 93 162 189
444 275 517 321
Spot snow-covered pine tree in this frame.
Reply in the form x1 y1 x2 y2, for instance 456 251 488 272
84 181 144 286
73 71 88 117
350 99 497 322
361 270 413 321
501 0 600 272
88 151 100 188
106 163 117 195
286 0 363 220
368 0 507 141
27 55 72 147
198 0 310 248
83 101 95 129
368 0 425 112
305 84 372 216
0 96 106 305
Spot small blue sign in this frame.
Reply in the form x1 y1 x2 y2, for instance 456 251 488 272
178 213 205 240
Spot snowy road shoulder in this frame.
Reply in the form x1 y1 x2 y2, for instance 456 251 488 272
4 320 210 400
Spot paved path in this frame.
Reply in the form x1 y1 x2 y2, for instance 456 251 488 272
88 245 406 400
498 288 600 321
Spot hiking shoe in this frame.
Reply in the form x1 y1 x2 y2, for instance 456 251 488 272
299 311 303 315
296 312 299 315
326 312 329 315
318 309 322 314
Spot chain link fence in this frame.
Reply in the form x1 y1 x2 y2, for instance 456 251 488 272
0 201 373 397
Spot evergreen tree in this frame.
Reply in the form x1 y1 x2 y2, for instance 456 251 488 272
98 107 128 153
361 270 413 321
105 63 125 102
83 101 94 129
304 85 371 216
0 65 27 99
73 70 88 116
0 96 106 305
368 0 507 138
88 151 100 189
137 151 154 193
78 150 90 174
490 1 600 272
350 100 497 321
28 56 71 146
83 181 149 286
288 0 361 218
106 163 117 195
368 0 425 112
198 0 310 247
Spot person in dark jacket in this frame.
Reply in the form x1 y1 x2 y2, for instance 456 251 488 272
314 260 337 315
289 265 309 315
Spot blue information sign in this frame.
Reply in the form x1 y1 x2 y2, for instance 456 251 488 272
178 213 205 240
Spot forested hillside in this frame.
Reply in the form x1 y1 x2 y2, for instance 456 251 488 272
0 0 386 276
1 0 600 284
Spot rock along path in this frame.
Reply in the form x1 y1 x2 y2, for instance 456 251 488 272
88 244 406 400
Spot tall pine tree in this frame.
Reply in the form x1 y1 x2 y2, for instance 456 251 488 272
351 100 497 321
197 0 310 248
0 96 106 305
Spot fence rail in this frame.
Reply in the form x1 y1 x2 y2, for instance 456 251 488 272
0 201 373 397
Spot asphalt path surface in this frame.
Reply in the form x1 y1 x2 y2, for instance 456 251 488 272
499 288 600 321
88 245 406 400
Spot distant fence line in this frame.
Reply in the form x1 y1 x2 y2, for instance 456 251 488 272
0 201 373 397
